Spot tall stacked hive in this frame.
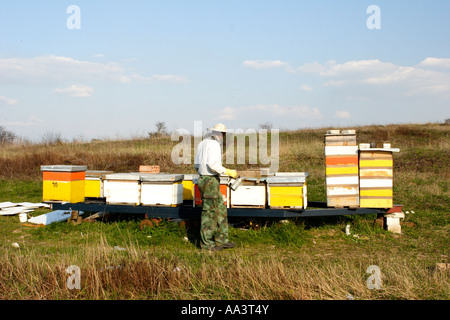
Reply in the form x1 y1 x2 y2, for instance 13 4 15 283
359 146 399 208
41 165 87 203
325 130 359 208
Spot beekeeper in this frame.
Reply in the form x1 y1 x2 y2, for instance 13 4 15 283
194 123 238 251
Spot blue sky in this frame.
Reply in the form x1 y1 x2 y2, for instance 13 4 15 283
0 0 449 141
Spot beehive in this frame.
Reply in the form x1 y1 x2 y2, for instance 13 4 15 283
359 146 399 208
193 176 230 208
103 173 141 205
230 179 266 208
182 174 199 201
267 173 308 209
325 130 359 208
140 174 184 206
85 170 113 198
41 165 87 203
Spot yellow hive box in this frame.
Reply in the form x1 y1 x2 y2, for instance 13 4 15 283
269 186 306 208
85 171 114 198
267 174 308 209
85 178 101 198
182 174 198 201
360 198 393 208
43 180 85 203
41 165 87 203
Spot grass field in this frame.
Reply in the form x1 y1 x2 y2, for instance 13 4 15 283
0 123 448 300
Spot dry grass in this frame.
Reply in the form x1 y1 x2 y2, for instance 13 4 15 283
1 239 448 300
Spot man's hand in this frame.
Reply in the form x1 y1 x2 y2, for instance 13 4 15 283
224 168 238 179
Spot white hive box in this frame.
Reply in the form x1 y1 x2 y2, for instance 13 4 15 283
230 178 266 208
274 172 308 177
140 174 184 206
103 173 141 205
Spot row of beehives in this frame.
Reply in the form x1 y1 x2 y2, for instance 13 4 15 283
40 165 308 209
325 130 400 209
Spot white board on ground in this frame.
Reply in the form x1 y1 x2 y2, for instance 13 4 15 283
0 202 17 209
0 208 23 216
27 210 84 225
17 202 51 209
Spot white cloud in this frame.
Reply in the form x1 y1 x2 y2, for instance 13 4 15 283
2 115 44 127
0 96 18 106
217 106 237 120
346 96 369 101
297 58 450 97
151 74 189 84
54 84 94 98
242 59 288 70
300 59 397 77
131 74 189 84
418 57 450 69
335 110 351 119
0 54 189 86
0 55 131 84
300 84 314 92
216 104 322 120
297 60 336 75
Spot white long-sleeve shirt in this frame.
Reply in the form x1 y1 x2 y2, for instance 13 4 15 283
194 134 226 176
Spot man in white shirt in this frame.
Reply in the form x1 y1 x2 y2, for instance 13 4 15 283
195 123 238 251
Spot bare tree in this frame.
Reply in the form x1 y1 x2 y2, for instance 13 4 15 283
149 121 168 138
259 122 273 131
155 121 167 135
40 131 64 145
0 126 15 144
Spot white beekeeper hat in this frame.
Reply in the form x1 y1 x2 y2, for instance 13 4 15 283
209 123 228 133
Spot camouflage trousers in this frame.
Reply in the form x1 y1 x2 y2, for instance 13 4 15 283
198 175 229 249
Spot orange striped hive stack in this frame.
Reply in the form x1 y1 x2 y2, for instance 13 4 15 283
359 144 400 208
324 130 359 208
